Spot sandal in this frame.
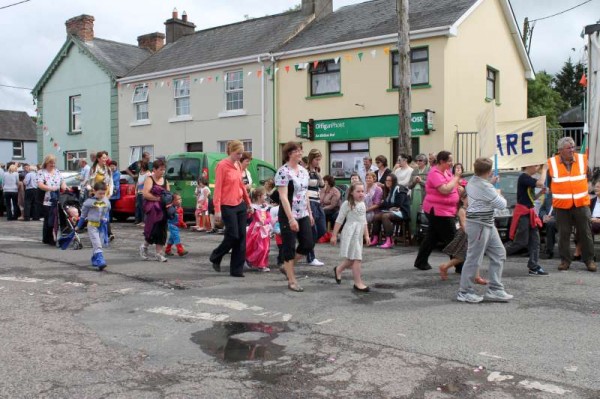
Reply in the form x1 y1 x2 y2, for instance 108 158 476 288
474 276 488 285
439 265 449 281
287 283 304 292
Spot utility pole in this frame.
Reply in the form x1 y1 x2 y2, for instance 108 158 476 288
397 0 412 157
522 17 530 54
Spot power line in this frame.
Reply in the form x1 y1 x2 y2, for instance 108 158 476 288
530 0 594 22
0 83 33 90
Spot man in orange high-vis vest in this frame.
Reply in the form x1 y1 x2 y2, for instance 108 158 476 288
547 137 596 272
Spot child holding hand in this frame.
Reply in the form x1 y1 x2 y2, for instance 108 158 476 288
193 178 211 231
165 193 189 257
331 182 371 292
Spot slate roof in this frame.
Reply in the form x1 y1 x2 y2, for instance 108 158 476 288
82 38 151 78
279 0 479 52
127 11 310 76
559 104 584 124
0 110 36 141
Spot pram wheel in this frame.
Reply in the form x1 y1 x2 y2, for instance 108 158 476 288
72 240 83 250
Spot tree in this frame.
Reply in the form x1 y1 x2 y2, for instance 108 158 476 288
528 71 568 128
285 4 301 12
553 58 585 107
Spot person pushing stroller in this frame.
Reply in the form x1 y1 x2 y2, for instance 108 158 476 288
76 182 111 270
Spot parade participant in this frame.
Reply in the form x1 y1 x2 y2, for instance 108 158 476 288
321 175 341 228
246 187 272 272
331 182 371 292
209 140 252 277
165 193 189 257
240 152 253 191
276 141 314 292
192 177 211 232
134 161 150 226
305 149 326 266
504 164 549 276
3 164 19 220
358 156 378 184
547 137 596 272
413 151 461 270
140 159 170 262
76 181 110 270
393 154 413 188
107 160 120 241
375 155 392 185
370 173 410 248
457 158 510 303
37 154 67 246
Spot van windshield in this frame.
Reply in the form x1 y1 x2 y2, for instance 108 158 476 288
166 158 202 181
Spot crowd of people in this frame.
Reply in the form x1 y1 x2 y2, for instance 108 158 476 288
1 135 597 301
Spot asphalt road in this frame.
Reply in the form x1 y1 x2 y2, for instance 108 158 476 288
0 218 598 398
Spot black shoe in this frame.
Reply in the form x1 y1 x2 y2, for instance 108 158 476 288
211 261 221 272
353 285 370 292
230 273 245 278
540 253 554 260
414 264 432 271
333 266 341 284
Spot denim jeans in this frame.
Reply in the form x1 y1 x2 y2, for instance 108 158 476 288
135 193 144 223
307 200 326 262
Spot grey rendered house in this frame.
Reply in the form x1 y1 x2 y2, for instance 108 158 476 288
0 110 37 165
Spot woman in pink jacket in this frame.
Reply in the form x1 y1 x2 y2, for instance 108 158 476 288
413 151 462 270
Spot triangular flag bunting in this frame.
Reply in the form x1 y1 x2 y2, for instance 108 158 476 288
160 82 165 87
285 65 290 73
344 54 352 62
294 64 300 71
579 73 588 87
200 78 205 84
266 67 272 75
224 74 228 82
257 70 262 78
216 76 219 82
313 60 319 69
167 81 171 87
275 67 280 73
358 52 364 61
50 137 54 142
383 47 390 55
126 83 131 88
194 78 198 83
371 49 377 58
247 71 252 76
208 77 213 82
334 57 340 64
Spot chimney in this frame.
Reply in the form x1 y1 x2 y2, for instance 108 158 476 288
164 8 196 44
137 32 166 53
65 14 95 42
301 0 333 19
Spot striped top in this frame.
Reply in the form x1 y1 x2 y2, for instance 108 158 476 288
466 175 507 226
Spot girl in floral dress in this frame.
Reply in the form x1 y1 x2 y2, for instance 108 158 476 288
246 187 272 272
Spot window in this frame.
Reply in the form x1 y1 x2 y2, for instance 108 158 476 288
225 71 244 110
186 142 203 152
217 139 252 154
132 84 149 121
174 78 191 116
486 67 498 100
129 145 154 165
328 141 370 178
65 150 87 171
166 157 202 181
310 60 341 96
69 95 81 132
12 141 24 159
257 164 275 184
392 47 429 87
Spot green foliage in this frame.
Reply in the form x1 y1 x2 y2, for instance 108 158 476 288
553 58 585 107
286 4 302 12
527 71 568 128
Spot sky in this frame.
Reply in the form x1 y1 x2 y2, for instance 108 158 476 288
0 0 598 115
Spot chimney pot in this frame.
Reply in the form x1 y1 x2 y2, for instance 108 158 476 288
164 9 196 44
172 7 178 19
65 14 95 42
182 11 188 22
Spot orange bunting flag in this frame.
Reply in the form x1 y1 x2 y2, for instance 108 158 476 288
313 60 319 69
257 70 262 78
285 65 290 73
383 47 390 55
208 77 213 82
579 73 588 87
344 54 352 62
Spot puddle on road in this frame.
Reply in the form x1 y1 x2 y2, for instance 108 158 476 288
191 321 290 363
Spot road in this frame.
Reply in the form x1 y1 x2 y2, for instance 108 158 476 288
0 219 598 398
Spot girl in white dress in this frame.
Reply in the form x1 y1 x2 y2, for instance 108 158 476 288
330 182 371 292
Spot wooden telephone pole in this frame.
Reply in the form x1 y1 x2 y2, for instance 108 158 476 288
397 0 412 157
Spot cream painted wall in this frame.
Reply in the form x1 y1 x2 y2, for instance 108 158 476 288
118 63 275 165
276 38 447 171
444 0 529 158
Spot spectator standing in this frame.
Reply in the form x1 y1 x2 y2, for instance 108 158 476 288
305 149 326 266
547 137 596 272
358 156 378 184
126 151 151 180
240 152 253 191
375 155 392 185
393 154 413 188
589 181 600 234
2 164 19 220
79 159 91 201
539 191 556 259
23 165 39 221
413 151 461 270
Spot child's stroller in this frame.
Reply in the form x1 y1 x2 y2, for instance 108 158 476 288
58 190 83 250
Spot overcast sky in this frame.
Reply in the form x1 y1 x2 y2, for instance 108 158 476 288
0 0 597 115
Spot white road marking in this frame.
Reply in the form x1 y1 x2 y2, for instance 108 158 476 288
146 306 229 322
564 366 578 372
0 286 4 290
487 371 514 382
63 282 85 287
315 318 334 325
113 288 135 294
519 380 569 395
282 314 293 321
0 276 43 283
140 290 174 297
479 351 504 359
0 237 38 242
195 297 264 311
397 333 407 337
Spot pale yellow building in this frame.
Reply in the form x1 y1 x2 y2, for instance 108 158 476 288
273 0 533 173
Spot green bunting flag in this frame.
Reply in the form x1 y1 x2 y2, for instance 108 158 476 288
358 52 364 61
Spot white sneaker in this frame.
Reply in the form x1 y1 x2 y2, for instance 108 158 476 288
484 289 513 302
456 291 484 303
260 267 271 272
155 253 168 262
308 259 325 266
139 244 149 261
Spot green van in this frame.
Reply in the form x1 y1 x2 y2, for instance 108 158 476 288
166 152 277 216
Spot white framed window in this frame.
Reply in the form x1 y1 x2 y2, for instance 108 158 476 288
217 139 252 154
65 150 87 172
309 60 341 96
225 70 244 110
132 84 149 121
392 47 429 87
174 78 190 116
12 141 24 159
69 95 81 132
129 145 154 165
486 67 498 100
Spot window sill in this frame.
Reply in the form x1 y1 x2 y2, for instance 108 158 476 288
67 130 82 136
484 98 501 105
168 115 193 123
387 84 431 92
130 120 151 127
218 109 247 118
305 93 343 100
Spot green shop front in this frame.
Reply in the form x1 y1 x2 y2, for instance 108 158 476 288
299 113 431 179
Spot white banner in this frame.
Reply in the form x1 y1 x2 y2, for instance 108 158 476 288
495 116 548 169
588 30 600 169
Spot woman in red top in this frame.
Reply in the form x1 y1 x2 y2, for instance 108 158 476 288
209 140 252 277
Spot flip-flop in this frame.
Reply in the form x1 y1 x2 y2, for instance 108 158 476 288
288 283 304 292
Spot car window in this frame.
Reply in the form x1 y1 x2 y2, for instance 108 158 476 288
497 174 519 194
182 158 200 181
166 158 184 181
256 164 275 183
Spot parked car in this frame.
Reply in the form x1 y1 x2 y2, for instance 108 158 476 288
60 171 80 189
166 152 277 217
415 171 520 243
112 172 136 221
